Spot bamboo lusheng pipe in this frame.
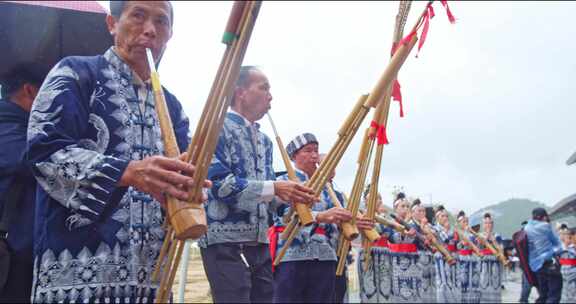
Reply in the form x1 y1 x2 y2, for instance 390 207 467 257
468 228 510 266
336 137 375 275
267 113 314 226
186 1 260 207
283 6 420 265
146 46 194 300
339 28 418 275
455 227 483 256
151 227 174 282
375 214 406 233
326 182 359 241
153 2 262 302
413 219 456 265
276 94 370 265
277 94 370 258
146 45 203 238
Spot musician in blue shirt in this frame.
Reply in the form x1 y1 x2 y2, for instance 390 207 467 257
0 64 47 303
525 208 563 303
200 67 317 303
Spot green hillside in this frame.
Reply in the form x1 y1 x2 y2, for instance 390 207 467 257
470 198 548 239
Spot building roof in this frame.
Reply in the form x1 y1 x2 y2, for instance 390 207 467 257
567 151 576 166
550 193 576 221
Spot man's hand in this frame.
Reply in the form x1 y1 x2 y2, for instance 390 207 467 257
355 216 375 231
274 180 318 205
406 227 417 237
316 207 352 225
119 154 212 205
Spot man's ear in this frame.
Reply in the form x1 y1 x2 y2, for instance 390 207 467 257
233 87 245 105
23 83 39 99
106 14 117 36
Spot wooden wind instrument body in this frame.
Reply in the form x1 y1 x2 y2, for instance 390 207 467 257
455 227 483 256
326 183 359 241
173 1 262 240
267 113 314 226
412 219 456 264
152 2 262 302
469 229 510 266
375 214 406 233
146 46 204 238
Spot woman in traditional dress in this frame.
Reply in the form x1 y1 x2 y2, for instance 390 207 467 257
358 185 392 303
410 199 437 303
433 205 460 303
383 193 426 303
455 211 482 303
478 212 504 303
560 227 576 303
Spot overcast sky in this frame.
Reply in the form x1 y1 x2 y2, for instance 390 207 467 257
102 1 576 214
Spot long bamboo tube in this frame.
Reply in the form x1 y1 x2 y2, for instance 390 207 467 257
326 183 359 241
153 3 262 302
188 2 261 197
455 227 483 256
336 137 374 275
267 113 315 225
277 94 370 257
279 2 420 267
375 214 406 232
413 219 456 265
469 228 510 266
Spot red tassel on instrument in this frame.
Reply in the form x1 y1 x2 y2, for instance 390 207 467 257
369 120 379 139
416 4 435 58
391 80 404 117
441 0 457 24
377 124 389 145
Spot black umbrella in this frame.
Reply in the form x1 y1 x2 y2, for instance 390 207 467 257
0 1 113 77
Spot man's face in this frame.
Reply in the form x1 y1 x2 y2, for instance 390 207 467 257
236 70 272 121
293 143 319 174
107 1 173 67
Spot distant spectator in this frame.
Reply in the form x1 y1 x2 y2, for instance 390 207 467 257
0 63 47 303
525 208 563 303
519 220 533 303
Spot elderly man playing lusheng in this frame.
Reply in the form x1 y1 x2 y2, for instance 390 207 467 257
201 66 317 303
271 133 373 303
27 1 210 302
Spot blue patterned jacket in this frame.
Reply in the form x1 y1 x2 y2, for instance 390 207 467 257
272 170 339 262
200 112 281 246
27 48 190 303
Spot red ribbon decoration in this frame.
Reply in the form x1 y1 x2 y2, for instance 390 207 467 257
391 79 403 117
369 120 379 139
441 0 457 24
416 4 435 58
377 124 389 145
370 120 389 145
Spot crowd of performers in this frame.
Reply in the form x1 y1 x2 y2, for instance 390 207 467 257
1 1 576 303
357 194 507 303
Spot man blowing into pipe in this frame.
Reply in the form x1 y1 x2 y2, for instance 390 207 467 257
201 66 318 303
27 1 211 302
271 133 374 303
